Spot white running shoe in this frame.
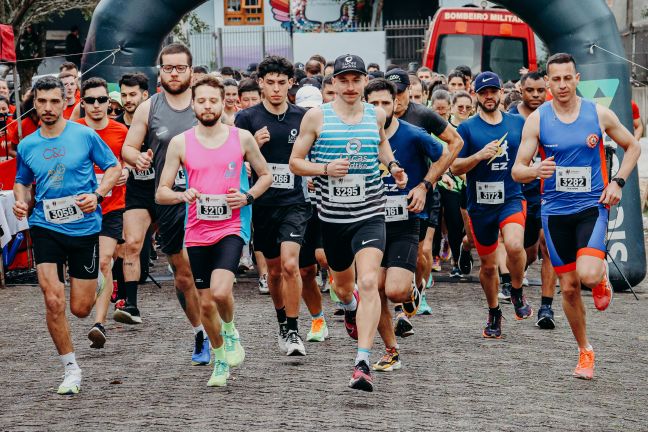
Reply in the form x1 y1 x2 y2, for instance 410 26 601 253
285 330 306 356
238 256 254 272
57 368 82 395
258 274 269 294
278 323 289 353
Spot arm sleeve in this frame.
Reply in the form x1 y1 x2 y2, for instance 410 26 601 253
457 124 470 158
88 130 119 171
416 127 444 163
15 152 34 185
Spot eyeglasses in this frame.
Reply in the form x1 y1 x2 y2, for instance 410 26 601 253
455 105 471 111
82 96 110 104
108 107 124 115
160 64 189 73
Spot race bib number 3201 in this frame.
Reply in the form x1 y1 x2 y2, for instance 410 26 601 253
196 194 232 221
133 167 155 181
329 175 365 203
476 181 505 205
270 164 294 190
556 166 591 192
44 196 83 224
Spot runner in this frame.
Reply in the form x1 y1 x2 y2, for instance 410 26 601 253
59 72 79 119
364 78 457 371
13 76 121 394
290 54 407 391
512 53 640 379
76 77 130 348
157 76 272 386
116 73 150 128
450 71 532 339
235 55 315 356
121 43 207 366
221 78 239 125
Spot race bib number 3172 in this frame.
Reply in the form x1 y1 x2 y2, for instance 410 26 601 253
476 181 505 205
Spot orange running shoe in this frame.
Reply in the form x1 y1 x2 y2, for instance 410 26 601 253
573 347 595 380
592 261 613 312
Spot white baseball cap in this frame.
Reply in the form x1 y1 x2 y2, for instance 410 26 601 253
296 85 323 108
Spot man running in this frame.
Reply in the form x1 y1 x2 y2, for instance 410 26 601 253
116 73 149 128
451 71 532 339
121 43 207 366
76 77 129 348
157 76 272 386
364 78 458 371
235 56 317 356
512 53 640 379
290 54 407 391
13 76 121 394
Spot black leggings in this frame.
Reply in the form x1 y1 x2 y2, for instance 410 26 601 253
432 187 464 264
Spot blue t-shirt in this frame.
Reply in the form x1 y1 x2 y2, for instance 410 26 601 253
457 112 525 213
15 121 118 236
381 120 444 219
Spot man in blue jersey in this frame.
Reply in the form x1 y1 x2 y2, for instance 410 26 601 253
290 54 407 392
364 78 461 371
451 71 532 340
13 76 121 395
513 53 640 380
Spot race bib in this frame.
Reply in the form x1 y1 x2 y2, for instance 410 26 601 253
175 169 187 187
43 196 83 224
196 194 232 221
476 181 505 205
133 167 155 181
95 173 112 197
556 166 591 192
270 164 294 190
385 195 408 222
329 175 365 203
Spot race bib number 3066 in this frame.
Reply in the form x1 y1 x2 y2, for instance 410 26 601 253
270 164 295 190
556 166 591 192
329 175 365 203
196 194 232 221
44 196 83 224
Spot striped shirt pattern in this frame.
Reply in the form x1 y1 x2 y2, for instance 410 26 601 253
312 102 385 223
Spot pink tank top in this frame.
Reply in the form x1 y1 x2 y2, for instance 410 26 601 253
184 126 249 247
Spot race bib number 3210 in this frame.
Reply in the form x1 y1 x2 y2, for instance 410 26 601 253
196 194 232 221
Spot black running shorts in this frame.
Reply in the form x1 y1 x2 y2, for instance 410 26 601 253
30 225 99 280
320 215 386 272
124 174 155 215
252 203 312 260
187 235 245 289
523 201 542 249
382 218 420 272
298 204 322 268
100 209 124 242
155 203 186 256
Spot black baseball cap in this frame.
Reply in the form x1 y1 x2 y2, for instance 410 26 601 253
333 54 367 77
385 68 410 93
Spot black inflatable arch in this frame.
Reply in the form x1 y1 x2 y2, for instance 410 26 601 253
82 0 646 288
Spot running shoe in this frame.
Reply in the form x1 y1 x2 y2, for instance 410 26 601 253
349 360 374 392
458 247 473 275
394 312 414 338
306 317 329 342
88 323 106 349
427 274 435 289
315 270 323 289
402 284 421 318
372 347 402 372
343 290 359 340
278 322 289 353
223 328 245 367
331 287 344 316
498 282 512 303
449 267 462 278
440 236 451 261
522 271 529 287
285 330 306 356
417 292 433 315
192 331 211 366
573 347 595 380
207 359 230 387
258 274 269 295
238 255 254 273
57 368 82 395
431 257 442 272
592 261 613 311
511 294 533 320
320 269 331 293
113 300 142 324
95 271 106 304
482 309 502 339
110 281 119 303
535 304 556 330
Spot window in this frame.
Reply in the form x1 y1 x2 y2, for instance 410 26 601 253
484 37 528 83
435 35 481 76
224 0 264 25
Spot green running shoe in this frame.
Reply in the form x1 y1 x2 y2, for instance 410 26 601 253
330 289 340 303
306 317 329 342
223 329 245 367
417 292 432 315
207 359 230 387
57 368 82 395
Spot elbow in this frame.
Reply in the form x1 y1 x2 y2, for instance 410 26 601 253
511 165 521 183
450 162 464 176
289 157 301 176
451 137 464 155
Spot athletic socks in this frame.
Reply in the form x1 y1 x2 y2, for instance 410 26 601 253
275 306 287 324
510 286 523 302
222 320 235 333
489 306 502 316
287 317 298 332
124 281 138 306
112 258 125 300
341 295 358 312
355 348 370 366
212 344 226 360
193 324 205 337
60 352 79 371
500 273 512 284
541 296 554 307
311 311 324 320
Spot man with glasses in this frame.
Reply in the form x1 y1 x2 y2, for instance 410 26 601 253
121 43 207 366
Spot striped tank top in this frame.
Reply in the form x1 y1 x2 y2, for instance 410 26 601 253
183 126 251 247
312 102 385 223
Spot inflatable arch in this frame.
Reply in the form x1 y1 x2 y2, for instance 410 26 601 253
82 0 645 288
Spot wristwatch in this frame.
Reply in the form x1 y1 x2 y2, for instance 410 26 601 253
94 192 104 204
612 177 626 188
421 180 433 191
387 160 401 172
245 192 255 205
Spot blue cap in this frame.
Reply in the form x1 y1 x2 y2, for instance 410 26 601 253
473 71 502 93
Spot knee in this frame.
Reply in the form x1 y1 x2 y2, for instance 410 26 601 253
123 239 142 257
267 264 282 281
174 270 195 292
281 257 300 278
480 263 498 279
43 290 66 315
505 241 525 257
357 272 378 292
580 267 603 288
299 265 317 282
99 256 113 275
421 243 432 257
70 300 92 318
385 282 410 303
200 296 217 315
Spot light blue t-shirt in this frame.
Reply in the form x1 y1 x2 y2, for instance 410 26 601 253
15 121 118 236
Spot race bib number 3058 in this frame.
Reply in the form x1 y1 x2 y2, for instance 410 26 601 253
196 194 232 221
556 166 591 192
44 196 83 224
476 181 505 205
329 175 365 203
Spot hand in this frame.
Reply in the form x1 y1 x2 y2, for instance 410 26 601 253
519 67 529 76
12 200 28 220
391 167 408 189
136 149 153 171
76 194 98 213
407 184 427 213
245 161 252 177
254 126 270 147
536 156 556 179
477 140 500 161
115 168 129 186
440 174 455 189
326 159 350 177
179 187 200 204
307 178 315 192
226 187 247 210
599 182 622 206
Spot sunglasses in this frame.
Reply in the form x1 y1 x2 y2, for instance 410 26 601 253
82 96 109 104
455 105 471 110
160 64 189 73
108 107 124 115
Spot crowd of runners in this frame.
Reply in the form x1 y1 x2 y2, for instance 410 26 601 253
9 43 641 394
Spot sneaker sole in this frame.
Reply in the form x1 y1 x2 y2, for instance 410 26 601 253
536 316 556 330
307 327 329 342
573 371 593 380
514 308 534 320
482 331 502 339
417 309 432 316
349 377 374 392
88 328 106 349
113 310 142 325
57 386 80 395
286 347 306 356
226 348 246 367
372 361 402 372
207 371 231 387
394 320 414 338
